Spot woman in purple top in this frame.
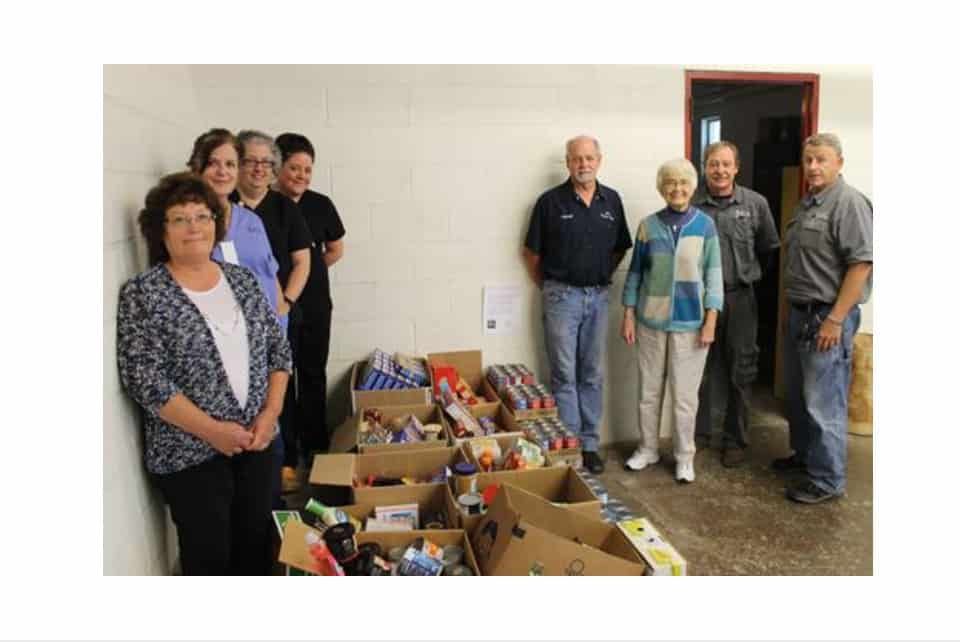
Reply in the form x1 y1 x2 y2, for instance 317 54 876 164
187 129 281 317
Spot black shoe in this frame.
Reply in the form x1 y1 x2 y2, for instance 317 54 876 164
582 451 605 474
786 479 842 504
772 454 806 473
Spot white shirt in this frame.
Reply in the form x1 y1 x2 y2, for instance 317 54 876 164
183 269 250 409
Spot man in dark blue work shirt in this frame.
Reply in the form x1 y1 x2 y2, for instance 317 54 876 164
523 135 633 474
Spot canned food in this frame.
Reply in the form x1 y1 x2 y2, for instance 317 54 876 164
457 493 483 515
564 435 580 449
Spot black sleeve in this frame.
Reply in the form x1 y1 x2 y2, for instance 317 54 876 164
285 199 313 252
524 195 546 254
323 196 346 243
614 196 633 252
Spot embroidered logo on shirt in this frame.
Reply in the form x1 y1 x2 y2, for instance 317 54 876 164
600 210 615 222
560 211 574 220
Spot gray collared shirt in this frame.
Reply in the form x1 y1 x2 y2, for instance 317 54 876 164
693 184 780 287
784 176 873 304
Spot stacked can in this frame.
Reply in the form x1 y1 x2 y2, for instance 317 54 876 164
520 416 576 452
501 384 556 412
486 364 537 391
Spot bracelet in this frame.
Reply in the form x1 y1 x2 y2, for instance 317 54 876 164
825 314 844 325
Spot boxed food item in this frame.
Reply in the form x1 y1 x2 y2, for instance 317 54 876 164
452 465 602 533
329 404 451 454
617 518 688 576
278 519 481 576
350 351 433 414
427 350 494 404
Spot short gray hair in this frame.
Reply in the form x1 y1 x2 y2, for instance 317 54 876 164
565 135 601 158
656 158 698 193
236 129 282 174
803 132 843 158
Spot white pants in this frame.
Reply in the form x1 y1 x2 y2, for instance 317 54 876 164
635 324 710 465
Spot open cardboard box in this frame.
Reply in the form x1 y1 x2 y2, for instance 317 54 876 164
335 483 461 532
454 465 602 533
329 403 451 455
469 484 647 576
309 446 469 506
461 433 548 472
350 358 433 415
427 349 496 404
439 401 527 446
278 519 481 576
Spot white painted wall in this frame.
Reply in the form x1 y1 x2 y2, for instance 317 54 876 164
103 65 203 575
103 64 872 574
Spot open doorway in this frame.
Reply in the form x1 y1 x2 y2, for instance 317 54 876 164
685 70 819 393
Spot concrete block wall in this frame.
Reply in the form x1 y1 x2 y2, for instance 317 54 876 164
103 64 873 575
103 65 202 575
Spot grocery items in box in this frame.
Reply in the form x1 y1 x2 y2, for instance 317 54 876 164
438 379 482 438
486 364 537 390
358 408 443 446
356 349 429 391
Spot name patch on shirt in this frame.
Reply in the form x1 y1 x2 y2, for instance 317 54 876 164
219 241 239 265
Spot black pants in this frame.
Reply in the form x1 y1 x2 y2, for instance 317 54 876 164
285 305 332 466
695 285 759 449
153 443 275 576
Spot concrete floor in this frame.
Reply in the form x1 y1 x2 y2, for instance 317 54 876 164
595 386 873 575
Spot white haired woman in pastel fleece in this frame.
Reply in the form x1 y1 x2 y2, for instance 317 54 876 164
620 158 724 483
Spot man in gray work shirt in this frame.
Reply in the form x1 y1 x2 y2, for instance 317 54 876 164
775 132 872 504
693 141 780 468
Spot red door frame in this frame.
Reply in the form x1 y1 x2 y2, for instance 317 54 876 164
684 69 820 169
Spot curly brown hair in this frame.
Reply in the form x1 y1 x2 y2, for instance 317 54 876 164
138 172 225 266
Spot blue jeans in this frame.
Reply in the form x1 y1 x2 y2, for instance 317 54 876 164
783 303 860 494
542 280 609 452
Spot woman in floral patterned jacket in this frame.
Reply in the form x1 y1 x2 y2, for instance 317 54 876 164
117 172 292 575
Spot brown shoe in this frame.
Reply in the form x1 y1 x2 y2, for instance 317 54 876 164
721 447 746 468
281 466 301 494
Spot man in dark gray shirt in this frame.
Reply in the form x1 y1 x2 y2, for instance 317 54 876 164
775 133 873 504
693 141 780 467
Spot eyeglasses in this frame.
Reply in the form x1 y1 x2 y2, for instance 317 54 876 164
662 179 691 189
166 213 217 227
205 159 237 171
241 158 276 169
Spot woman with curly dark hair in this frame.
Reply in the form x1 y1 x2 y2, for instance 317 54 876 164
117 171 291 575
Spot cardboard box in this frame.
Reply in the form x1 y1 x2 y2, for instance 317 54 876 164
617 518 688 576
439 401 527 446
356 530 481 576
336 483 461 532
278 519 481 576
462 433 548 472
453 465 602 533
329 403 451 454
426 350 496 403
350 359 433 415
309 446 469 506
469 484 647 576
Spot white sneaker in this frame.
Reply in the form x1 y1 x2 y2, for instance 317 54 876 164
625 450 660 471
675 461 695 483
